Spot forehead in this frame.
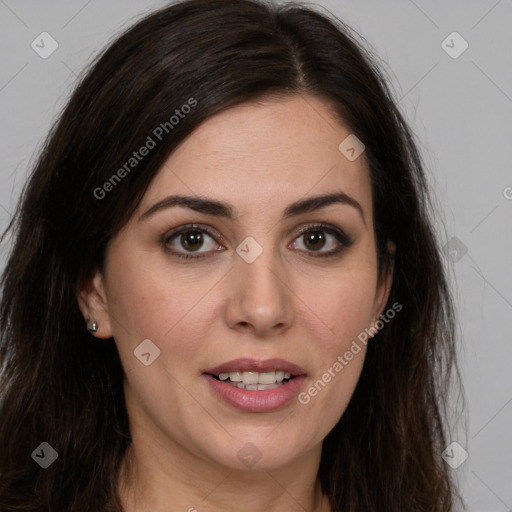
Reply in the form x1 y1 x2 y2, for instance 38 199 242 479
138 94 372 221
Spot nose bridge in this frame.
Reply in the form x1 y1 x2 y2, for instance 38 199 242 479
226 235 294 334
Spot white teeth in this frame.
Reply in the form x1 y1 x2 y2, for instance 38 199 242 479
245 383 282 391
242 371 259 385
240 370 290 385
215 369 293 387
258 371 276 384
230 382 282 391
258 383 280 390
229 371 242 382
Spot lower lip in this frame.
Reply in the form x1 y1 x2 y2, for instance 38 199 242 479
203 374 306 412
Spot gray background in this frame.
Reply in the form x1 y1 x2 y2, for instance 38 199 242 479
1 1 511 510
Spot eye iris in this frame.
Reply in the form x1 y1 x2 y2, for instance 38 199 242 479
181 230 203 251
304 230 325 251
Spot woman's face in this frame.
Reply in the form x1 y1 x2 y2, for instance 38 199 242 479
80 94 392 472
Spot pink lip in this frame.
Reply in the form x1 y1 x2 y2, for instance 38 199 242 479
203 358 307 413
204 358 307 376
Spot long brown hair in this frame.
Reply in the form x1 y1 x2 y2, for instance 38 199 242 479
0 0 465 510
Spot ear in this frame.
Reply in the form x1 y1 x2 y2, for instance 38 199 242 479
369 240 396 336
77 269 113 339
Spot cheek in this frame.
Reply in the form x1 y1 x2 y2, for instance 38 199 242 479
298 261 378 350
291 258 377 428
295 281 372 440
104 251 223 366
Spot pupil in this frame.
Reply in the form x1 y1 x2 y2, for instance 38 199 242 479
181 230 203 251
305 231 325 250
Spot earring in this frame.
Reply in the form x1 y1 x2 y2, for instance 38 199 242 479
88 322 98 333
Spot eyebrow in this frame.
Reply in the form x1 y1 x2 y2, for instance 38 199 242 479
139 191 365 224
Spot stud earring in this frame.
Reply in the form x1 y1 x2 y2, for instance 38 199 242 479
88 322 98 333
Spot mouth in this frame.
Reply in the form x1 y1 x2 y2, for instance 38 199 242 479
209 370 294 391
203 358 307 412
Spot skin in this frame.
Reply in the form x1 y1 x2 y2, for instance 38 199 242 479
78 94 394 512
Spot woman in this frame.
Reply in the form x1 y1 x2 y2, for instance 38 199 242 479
0 0 465 510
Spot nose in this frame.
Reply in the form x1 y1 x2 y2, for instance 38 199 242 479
223 246 295 337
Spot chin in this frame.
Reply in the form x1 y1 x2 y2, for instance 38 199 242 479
194 425 317 472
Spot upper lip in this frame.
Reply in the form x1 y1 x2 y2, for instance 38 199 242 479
204 358 307 377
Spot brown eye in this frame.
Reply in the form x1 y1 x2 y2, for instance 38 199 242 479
290 223 353 257
302 230 326 251
162 224 223 260
179 230 204 251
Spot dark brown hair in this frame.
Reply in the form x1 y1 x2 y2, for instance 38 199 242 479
0 0 465 510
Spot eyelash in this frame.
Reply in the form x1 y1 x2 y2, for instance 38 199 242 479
161 222 353 260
